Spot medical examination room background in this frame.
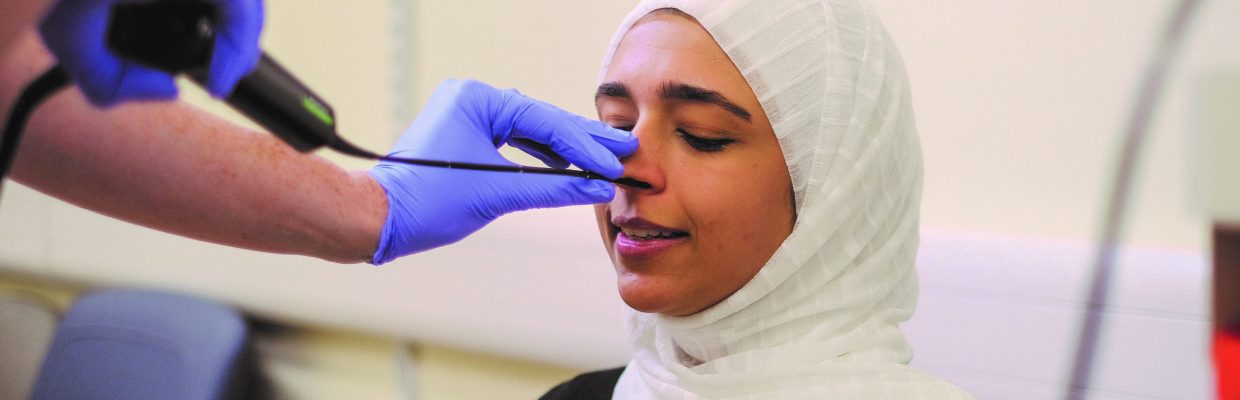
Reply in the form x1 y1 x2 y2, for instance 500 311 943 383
1 0 1237 399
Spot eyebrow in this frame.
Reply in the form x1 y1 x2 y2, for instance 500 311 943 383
594 81 753 123
595 82 630 100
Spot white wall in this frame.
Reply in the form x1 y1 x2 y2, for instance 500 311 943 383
870 0 1237 249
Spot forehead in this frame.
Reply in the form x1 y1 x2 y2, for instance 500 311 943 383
604 13 751 97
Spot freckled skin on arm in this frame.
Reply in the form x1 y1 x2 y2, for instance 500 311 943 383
1217 224 1240 332
0 27 388 264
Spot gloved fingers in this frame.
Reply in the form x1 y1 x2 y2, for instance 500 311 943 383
509 138 571 169
206 0 264 97
501 92 637 179
475 175 616 220
546 98 640 157
39 0 178 106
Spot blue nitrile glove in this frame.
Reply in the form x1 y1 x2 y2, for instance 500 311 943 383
39 0 263 106
368 79 638 265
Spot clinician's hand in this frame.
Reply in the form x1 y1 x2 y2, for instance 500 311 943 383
368 80 638 264
39 0 263 106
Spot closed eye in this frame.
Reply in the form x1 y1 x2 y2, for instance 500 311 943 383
677 129 734 153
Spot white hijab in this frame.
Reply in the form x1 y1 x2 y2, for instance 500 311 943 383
599 0 975 398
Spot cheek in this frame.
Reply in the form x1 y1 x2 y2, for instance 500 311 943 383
593 204 613 247
689 193 785 249
682 155 792 237
593 203 607 228
679 164 792 280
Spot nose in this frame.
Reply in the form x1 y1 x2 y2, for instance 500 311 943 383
617 122 665 194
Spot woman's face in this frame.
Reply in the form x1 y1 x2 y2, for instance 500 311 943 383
594 11 795 317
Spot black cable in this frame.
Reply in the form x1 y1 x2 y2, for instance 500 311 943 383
1064 0 1203 398
0 65 72 201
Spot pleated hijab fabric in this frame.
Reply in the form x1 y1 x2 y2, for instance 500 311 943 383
598 0 976 398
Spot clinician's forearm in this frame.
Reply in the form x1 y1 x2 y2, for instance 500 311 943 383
1 29 386 264
0 0 51 56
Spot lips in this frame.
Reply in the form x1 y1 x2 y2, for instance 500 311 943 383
617 226 687 240
610 216 689 259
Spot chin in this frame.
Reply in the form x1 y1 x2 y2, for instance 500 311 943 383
615 272 674 317
615 271 683 315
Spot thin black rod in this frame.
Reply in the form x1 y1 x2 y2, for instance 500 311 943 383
328 136 651 189
1064 0 1203 398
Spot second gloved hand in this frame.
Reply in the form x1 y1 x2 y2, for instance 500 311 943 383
39 0 263 106
368 80 638 264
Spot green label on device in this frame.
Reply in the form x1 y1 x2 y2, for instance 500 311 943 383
302 96 334 126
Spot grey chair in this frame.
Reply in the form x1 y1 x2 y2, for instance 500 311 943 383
29 289 250 400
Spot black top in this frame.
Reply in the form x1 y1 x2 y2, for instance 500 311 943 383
539 367 625 400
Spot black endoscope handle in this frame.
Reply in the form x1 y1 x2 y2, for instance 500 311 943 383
226 54 339 152
107 0 338 152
